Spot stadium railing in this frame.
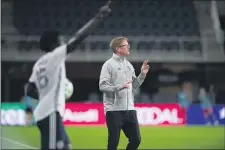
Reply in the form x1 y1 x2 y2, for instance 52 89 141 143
1 34 225 62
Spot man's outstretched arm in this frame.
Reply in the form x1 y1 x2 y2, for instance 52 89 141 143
67 1 111 53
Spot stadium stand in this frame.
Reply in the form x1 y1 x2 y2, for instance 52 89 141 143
13 0 199 36
9 0 201 52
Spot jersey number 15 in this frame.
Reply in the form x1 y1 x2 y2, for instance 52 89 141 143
37 67 49 89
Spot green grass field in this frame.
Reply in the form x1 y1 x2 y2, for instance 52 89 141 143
1 126 224 149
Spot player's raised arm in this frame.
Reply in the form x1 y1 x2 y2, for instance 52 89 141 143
67 1 111 53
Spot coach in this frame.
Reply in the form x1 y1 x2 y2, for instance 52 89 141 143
99 37 150 150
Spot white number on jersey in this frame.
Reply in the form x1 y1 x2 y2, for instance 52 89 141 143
36 67 49 89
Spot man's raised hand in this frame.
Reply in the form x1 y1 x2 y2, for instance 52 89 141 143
141 60 150 75
98 1 112 18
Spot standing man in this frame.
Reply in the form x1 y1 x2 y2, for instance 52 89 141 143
177 82 192 114
199 87 218 125
99 37 150 150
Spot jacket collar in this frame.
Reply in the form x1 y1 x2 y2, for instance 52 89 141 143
112 53 126 62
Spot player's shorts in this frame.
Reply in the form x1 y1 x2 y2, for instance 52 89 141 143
180 107 187 113
203 107 213 115
36 111 71 150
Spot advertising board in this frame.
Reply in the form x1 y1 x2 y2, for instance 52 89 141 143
63 103 185 126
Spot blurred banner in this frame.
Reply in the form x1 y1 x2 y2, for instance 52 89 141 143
2 102 224 126
135 104 185 125
63 103 185 126
1 103 26 126
64 103 105 126
186 104 225 125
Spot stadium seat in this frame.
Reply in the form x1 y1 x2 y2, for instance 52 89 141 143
12 0 200 36
8 0 201 52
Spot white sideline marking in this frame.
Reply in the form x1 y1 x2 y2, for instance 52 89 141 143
1 137 38 149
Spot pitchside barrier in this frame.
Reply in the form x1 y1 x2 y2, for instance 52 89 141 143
1 102 224 126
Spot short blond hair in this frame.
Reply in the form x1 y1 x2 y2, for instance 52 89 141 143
109 36 128 53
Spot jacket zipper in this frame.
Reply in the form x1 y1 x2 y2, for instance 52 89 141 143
124 61 128 111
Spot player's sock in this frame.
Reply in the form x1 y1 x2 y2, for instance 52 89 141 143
205 115 211 125
211 114 219 125
208 114 217 125
208 114 213 124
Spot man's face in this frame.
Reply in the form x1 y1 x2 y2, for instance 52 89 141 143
116 40 130 56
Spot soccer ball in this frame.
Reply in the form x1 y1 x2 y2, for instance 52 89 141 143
65 78 74 100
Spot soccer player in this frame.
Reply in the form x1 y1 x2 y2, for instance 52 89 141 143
177 82 192 116
199 87 218 125
24 96 34 126
24 2 111 149
99 37 150 150
21 95 35 126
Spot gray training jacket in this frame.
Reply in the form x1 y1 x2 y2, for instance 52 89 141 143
99 53 146 113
